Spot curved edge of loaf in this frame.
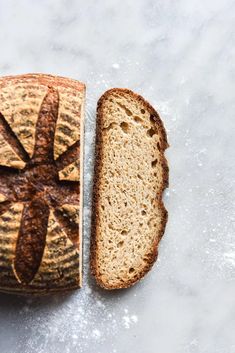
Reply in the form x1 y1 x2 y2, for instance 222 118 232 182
0 73 85 91
90 88 169 290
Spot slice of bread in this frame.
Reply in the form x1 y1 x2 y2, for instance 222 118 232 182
91 88 169 289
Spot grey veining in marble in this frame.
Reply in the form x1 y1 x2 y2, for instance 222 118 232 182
0 1 234 352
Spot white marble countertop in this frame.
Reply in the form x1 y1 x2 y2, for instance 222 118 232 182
0 1 234 352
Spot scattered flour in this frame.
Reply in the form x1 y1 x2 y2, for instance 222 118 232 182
122 313 139 329
17 282 139 353
92 329 102 339
131 315 138 324
224 251 235 267
112 63 120 69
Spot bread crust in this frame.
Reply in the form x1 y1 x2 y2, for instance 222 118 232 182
90 88 169 290
0 73 85 90
0 73 85 295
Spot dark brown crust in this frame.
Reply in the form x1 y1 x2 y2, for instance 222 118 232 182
0 73 85 295
90 88 169 290
14 198 50 284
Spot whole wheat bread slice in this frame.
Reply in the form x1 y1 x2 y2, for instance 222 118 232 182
91 88 169 289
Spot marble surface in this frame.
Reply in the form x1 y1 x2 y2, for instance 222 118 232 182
0 0 234 352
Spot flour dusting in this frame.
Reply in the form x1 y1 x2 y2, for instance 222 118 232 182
112 63 120 69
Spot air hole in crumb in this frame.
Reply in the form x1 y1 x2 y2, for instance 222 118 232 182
120 122 130 133
117 241 124 248
147 218 154 226
103 122 117 132
134 116 143 124
151 159 158 167
121 230 128 235
124 202 127 207
137 174 142 180
140 223 143 227
129 267 135 273
141 210 146 215
101 205 104 210
141 109 145 114
147 127 156 137
157 142 161 151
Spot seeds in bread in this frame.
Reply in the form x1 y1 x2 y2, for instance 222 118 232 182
91 88 169 289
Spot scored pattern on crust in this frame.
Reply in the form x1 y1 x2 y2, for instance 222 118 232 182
0 76 83 293
0 83 48 157
54 87 83 160
59 161 80 181
0 132 26 169
0 203 24 288
31 211 80 289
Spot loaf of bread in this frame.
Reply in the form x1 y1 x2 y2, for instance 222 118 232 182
0 74 85 294
91 89 169 289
